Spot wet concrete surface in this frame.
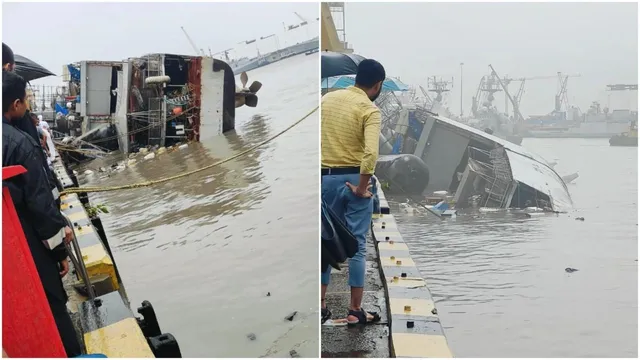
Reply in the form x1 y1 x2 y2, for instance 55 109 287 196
74 54 319 357
321 234 391 357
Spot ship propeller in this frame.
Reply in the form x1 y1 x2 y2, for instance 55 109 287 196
236 71 262 108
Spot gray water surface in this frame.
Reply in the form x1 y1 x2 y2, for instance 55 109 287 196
78 55 319 357
390 138 637 357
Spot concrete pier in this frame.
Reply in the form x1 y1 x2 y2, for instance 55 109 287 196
321 185 453 358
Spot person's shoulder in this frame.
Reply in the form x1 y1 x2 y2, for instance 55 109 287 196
322 89 343 102
3 122 39 152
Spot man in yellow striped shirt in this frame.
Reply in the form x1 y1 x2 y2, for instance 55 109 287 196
321 59 385 325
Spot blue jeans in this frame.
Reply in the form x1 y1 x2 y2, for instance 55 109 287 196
321 173 373 288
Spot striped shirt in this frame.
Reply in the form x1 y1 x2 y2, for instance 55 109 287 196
321 86 381 175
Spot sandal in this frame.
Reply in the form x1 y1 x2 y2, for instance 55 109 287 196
346 308 381 325
321 300 332 324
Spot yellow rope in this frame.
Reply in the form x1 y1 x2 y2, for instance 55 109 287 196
60 106 318 195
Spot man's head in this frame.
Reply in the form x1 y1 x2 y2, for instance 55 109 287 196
3 43 15 72
3 71 28 121
355 59 386 102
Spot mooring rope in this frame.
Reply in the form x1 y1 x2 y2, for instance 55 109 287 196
59 106 318 195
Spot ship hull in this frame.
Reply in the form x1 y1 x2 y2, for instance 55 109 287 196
232 38 319 75
523 121 630 138
609 134 638 147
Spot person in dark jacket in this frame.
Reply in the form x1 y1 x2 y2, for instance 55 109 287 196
3 42 62 207
2 70 81 356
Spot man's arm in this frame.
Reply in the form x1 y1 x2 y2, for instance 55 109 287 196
358 108 381 192
20 146 67 240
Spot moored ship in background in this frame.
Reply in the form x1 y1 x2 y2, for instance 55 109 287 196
229 37 319 74
523 84 638 138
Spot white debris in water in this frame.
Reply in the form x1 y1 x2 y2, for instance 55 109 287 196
139 148 149 155
84 170 93 175
399 202 417 214
127 159 137 166
156 147 167 155
479 207 504 213
72 170 78 176
143 152 155 160
433 190 449 196
178 144 188 150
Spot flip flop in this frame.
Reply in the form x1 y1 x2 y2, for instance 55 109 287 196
346 309 381 325
321 307 332 324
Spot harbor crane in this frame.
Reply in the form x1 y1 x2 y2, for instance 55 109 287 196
500 74 557 115
180 26 205 56
488 65 526 125
294 12 308 26
554 72 581 114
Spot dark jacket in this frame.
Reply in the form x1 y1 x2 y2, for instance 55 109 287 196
2 116 68 302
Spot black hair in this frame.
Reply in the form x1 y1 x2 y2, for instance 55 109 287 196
3 43 15 66
355 59 386 88
3 71 27 113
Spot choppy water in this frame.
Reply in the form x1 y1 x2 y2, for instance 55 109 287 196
390 138 638 357
78 55 319 357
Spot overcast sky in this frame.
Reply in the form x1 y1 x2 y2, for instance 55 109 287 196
343 2 638 115
2 2 318 86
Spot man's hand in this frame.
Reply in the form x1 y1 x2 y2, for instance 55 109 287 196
59 259 69 277
63 226 73 245
346 182 373 198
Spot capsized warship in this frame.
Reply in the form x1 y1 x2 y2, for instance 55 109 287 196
374 90 573 213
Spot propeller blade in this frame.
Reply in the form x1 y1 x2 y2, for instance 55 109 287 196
235 95 246 108
240 72 248 88
244 94 258 108
248 81 262 93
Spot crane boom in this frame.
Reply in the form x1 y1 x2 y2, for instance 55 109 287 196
181 26 205 56
294 12 308 26
489 64 525 124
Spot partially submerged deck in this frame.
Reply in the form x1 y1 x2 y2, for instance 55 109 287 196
321 187 453 358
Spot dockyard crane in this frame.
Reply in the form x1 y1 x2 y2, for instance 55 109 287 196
501 74 558 114
489 65 525 125
294 12 309 26
554 72 581 114
180 26 205 57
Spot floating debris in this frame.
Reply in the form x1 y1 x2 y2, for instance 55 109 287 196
575 217 585 221
246 333 256 341
289 350 300 358
284 311 298 321
266 292 271 297
565 267 579 273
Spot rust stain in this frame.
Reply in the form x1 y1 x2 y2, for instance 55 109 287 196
187 57 202 142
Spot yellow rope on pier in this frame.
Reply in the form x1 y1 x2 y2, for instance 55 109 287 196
59 106 318 195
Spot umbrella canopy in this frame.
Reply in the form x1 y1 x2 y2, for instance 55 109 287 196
321 51 366 79
322 75 409 92
14 54 55 82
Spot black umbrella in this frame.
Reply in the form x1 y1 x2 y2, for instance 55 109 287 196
321 51 366 79
14 54 55 82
